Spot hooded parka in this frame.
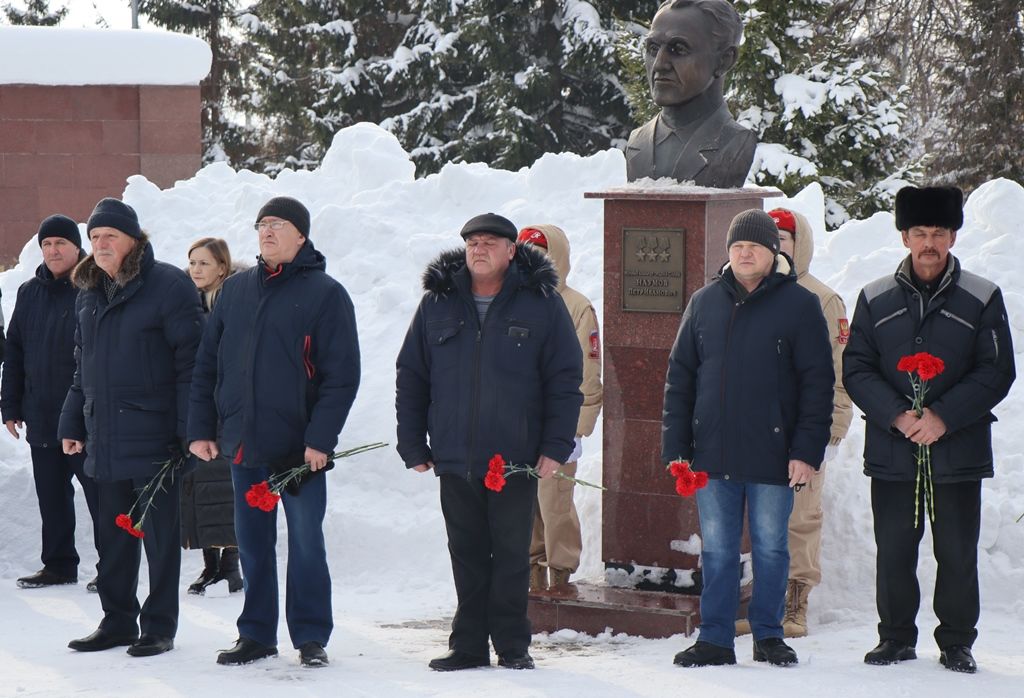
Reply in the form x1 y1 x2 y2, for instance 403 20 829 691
395 243 583 477
786 211 852 443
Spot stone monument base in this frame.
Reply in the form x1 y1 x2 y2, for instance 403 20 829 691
529 581 752 639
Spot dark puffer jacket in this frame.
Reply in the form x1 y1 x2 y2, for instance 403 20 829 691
662 257 834 485
1 256 84 448
843 254 1015 482
181 284 237 550
187 241 360 466
57 238 204 481
395 244 583 478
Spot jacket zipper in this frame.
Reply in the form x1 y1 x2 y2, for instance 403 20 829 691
719 300 740 470
939 309 975 330
873 307 907 328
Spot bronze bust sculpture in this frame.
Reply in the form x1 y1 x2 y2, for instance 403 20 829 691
625 0 757 188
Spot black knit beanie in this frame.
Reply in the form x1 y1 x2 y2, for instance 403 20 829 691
256 196 311 238
459 212 518 243
87 198 142 239
894 186 964 231
38 214 82 249
726 209 780 255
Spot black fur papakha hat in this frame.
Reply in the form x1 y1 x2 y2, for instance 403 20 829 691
895 186 964 231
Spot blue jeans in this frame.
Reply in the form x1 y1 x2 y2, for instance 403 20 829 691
696 478 793 648
231 462 332 648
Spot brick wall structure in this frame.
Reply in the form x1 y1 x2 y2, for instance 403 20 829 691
0 84 201 266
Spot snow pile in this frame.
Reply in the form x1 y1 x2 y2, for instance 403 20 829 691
0 123 1021 629
0 26 211 85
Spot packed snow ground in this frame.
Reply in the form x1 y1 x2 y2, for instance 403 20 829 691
0 124 1021 695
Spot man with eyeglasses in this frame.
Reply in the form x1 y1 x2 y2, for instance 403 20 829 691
188 196 361 668
625 0 756 188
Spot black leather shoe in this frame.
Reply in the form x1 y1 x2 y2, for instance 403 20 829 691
753 637 798 666
86 577 98 593
940 645 977 674
428 649 490 671
673 641 737 667
497 652 535 670
299 641 329 667
864 640 917 665
17 569 77 589
217 637 278 665
68 628 138 652
127 635 174 657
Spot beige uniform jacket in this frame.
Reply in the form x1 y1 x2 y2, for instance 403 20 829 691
788 210 852 443
522 224 603 437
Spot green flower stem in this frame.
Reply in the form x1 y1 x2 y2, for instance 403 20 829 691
127 455 184 528
501 463 606 490
267 441 389 493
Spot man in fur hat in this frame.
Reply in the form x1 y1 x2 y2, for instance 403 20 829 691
59 198 204 657
844 185 1016 673
396 213 583 671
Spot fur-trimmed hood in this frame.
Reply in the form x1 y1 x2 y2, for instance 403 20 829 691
421 243 559 299
72 232 152 290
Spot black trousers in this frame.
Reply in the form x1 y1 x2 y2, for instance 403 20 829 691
96 475 182 639
440 472 537 657
30 446 99 578
871 478 981 649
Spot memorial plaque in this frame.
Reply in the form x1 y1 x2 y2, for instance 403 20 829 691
621 227 685 313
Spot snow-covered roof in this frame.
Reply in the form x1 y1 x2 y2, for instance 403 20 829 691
0 26 211 86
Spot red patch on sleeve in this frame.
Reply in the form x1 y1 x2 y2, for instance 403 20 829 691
589 329 601 360
837 318 850 344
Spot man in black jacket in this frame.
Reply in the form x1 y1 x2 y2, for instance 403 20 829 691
663 209 833 668
844 186 1015 674
2 215 99 591
59 198 204 658
396 213 583 671
189 196 360 668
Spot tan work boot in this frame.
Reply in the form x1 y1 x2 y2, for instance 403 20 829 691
529 564 547 593
735 618 751 636
548 568 572 589
783 580 810 638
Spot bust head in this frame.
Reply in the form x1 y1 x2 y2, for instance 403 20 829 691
644 0 743 109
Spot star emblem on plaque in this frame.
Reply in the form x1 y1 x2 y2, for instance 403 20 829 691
622 228 686 313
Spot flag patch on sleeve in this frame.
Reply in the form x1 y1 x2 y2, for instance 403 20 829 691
838 318 850 344
589 329 601 359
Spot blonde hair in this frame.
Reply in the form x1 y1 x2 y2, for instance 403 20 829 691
188 237 232 306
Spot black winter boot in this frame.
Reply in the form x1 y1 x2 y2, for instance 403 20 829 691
215 547 243 593
188 548 220 595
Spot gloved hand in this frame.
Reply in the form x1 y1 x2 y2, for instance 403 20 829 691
568 436 582 463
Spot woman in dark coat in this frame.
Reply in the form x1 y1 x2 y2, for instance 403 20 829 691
180 238 241 594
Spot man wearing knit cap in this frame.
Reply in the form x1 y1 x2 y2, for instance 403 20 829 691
59 197 204 657
844 185 1015 674
189 195 360 668
734 207 852 639
397 212 582 671
663 208 833 668
3 215 100 592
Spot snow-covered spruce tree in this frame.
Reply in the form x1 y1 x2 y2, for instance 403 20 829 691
933 0 1024 191
728 0 915 226
236 0 355 173
138 1 258 167
2 0 67 25
379 0 635 175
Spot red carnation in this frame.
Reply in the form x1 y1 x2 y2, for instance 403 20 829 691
245 481 280 511
488 454 506 474
694 471 709 488
897 355 919 373
915 353 945 381
669 460 689 478
675 478 697 497
484 471 507 492
115 513 144 539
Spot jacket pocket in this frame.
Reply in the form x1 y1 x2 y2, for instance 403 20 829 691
115 395 176 459
426 319 464 372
